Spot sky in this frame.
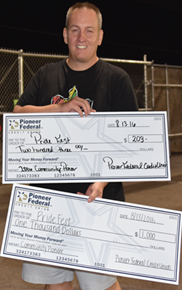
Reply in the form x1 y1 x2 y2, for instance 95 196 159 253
1 0 182 66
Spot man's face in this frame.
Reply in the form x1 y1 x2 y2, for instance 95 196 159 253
63 8 103 70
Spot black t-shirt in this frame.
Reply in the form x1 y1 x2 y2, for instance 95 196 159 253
17 59 138 201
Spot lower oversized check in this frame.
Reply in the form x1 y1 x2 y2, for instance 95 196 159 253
3 112 170 183
1 184 181 285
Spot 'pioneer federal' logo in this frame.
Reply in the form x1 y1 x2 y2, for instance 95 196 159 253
9 119 41 130
17 190 52 207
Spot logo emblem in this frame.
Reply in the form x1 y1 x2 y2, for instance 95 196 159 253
17 191 28 202
9 120 19 130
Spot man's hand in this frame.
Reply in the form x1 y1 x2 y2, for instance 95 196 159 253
57 96 95 117
77 182 108 203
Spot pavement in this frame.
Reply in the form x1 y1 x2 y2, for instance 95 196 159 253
0 154 182 290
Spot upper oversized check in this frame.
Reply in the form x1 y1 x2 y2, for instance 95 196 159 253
3 112 170 183
1 184 181 284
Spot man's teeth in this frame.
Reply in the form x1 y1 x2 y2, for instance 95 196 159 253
77 46 87 49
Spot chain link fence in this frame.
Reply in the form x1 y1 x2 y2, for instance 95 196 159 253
0 50 19 181
0 50 19 112
147 64 182 153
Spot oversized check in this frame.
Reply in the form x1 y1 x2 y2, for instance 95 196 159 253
3 112 170 183
1 184 181 284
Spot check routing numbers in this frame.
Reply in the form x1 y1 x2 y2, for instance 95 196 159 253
4 112 170 182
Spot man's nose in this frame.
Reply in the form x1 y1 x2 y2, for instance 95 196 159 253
78 30 85 41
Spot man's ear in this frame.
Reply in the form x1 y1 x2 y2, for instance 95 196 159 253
98 30 104 46
63 28 68 44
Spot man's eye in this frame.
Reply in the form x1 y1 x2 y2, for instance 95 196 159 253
86 30 94 35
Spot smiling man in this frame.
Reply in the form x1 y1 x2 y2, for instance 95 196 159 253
63 4 103 70
14 2 138 290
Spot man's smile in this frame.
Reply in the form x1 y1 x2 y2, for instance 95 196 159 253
77 45 88 49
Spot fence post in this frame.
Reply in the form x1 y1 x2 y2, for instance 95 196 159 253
143 54 148 110
18 49 24 98
165 64 171 155
165 64 170 134
151 63 155 110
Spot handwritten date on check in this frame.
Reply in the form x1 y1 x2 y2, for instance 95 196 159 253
3 112 170 183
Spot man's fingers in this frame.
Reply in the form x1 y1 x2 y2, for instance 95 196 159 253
66 97 91 116
57 96 95 117
77 192 84 195
71 97 90 116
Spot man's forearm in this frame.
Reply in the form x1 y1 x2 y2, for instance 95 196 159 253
13 104 63 114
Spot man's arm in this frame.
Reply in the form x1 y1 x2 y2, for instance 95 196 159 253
13 96 95 117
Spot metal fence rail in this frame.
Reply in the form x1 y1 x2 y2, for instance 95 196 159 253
147 64 182 150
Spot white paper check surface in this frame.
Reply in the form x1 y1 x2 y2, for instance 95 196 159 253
1 184 181 285
3 112 170 183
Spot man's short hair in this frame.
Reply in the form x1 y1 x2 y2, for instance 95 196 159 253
65 2 102 30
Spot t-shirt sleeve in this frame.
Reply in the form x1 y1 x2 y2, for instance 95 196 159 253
17 67 44 107
111 72 138 112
